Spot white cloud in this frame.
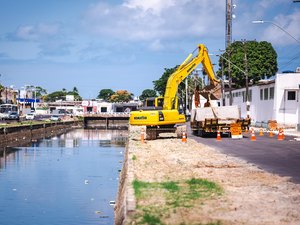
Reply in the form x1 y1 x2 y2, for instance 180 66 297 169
261 9 300 46
14 23 61 41
123 0 176 15
81 0 224 45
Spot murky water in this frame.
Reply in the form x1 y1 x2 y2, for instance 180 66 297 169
0 129 127 225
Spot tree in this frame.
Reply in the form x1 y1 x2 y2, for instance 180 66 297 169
110 90 133 102
139 89 157 101
0 84 4 104
153 66 202 110
67 86 82 101
35 86 47 98
218 40 278 88
72 87 79 94
97 89 114 101
43 91 66 102
43 88 82 102
153 67 178 96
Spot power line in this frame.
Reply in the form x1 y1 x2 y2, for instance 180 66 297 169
280 50 300 69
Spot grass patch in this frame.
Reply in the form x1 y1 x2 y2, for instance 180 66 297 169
161 181 180 192
132 155 137 160
132 178 223 224
142 213 163 225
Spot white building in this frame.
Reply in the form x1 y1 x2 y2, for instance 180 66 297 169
223 72 300 128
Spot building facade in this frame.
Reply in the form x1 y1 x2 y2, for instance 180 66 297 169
223 72 300 127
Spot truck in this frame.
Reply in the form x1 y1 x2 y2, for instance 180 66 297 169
190 105 250 138
130 44 221 139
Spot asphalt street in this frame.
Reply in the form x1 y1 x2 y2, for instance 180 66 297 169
189 130 300 184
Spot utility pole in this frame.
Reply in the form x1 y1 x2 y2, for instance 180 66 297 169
225 0 232 48
226 0 233 105
221 59 225 106
243 40 250 118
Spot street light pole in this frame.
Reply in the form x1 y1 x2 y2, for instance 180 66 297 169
252 20 300 45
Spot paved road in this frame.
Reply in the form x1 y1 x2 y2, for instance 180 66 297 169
189 129 300 184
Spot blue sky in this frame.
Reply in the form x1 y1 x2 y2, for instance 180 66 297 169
0 0 299 99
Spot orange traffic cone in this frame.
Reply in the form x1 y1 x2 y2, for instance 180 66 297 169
250 128 256 141
182 132 187 143
245 126 249 134
269 130 274 137
141 128 145 143
278 128 284 141
216 130 221 141
259 128 264 136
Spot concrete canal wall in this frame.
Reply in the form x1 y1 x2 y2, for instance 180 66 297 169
114 127 140 225
0 121 82 155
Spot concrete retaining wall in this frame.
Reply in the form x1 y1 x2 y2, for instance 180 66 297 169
0 121 82 155
114 127 142 225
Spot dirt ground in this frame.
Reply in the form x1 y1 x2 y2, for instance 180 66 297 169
126 126 300 225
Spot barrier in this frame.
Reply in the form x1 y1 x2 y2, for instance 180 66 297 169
251 128 256 141
216 130 221 141
278 128 284 141
182 132 187 143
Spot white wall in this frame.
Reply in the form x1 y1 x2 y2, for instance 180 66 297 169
275 73 300 126
222 72 300 127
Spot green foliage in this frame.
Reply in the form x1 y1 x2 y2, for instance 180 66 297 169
110 90 133 102
139 89 157 101
153 66 202 111
97 89 114 101
35 86 47 98
44 87 82 102
44 90 66 102
132 155 137 160
153 67 178 96
66 87 82 101
0 84 4 104
218 40 278 88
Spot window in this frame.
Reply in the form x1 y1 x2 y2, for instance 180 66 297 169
101 107 107 113
269 87 274 100
287 91 296 100
260 89 263 100
264 88 268 100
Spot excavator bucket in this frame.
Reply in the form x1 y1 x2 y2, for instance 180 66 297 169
200 83 222 100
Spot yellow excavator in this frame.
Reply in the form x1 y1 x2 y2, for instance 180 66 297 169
130 44 221 139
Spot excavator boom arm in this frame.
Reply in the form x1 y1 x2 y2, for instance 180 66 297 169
163 44 220 110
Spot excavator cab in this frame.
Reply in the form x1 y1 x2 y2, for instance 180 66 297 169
140 96 179 110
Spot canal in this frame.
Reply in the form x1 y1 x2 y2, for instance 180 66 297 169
0 129 127 225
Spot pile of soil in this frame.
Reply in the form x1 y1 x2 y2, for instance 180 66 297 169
126 127 300 225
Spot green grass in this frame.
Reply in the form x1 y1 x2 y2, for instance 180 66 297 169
132 178 223 225
161 181 180 192
132 155 137 161
142 213 163 225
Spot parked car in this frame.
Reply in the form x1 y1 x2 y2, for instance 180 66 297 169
50 115 61 121
25 113 35 120
8 112 19 120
